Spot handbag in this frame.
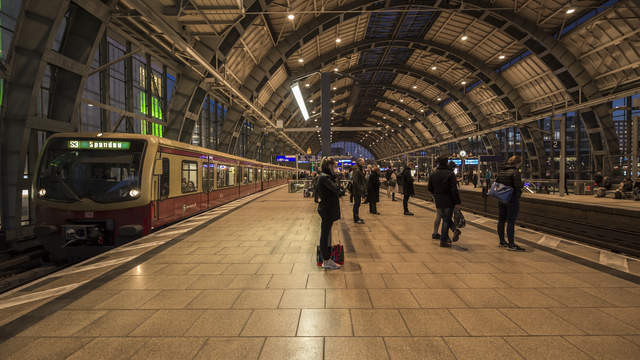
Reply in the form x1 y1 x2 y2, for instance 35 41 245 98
316 244 345 266
488 181 514 204
453 208 466 228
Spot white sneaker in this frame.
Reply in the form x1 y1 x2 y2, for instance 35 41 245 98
322 259 341 270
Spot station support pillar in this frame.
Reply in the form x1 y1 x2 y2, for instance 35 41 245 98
560 116 566 197
321 72 332 157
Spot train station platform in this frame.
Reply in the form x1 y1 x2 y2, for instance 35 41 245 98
1 186 640 359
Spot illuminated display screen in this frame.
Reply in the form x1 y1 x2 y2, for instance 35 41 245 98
276 156 296 162
465 159 479 165
451 159 462 165
67 140 131 150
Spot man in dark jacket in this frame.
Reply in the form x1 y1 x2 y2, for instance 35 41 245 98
317 157 343 270
401 162 415 215
351 158 366 224
496 156 525 251
367 166 381 215
428 156 461 247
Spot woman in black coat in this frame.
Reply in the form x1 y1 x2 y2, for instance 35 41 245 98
317 157 343 270
367 166 381 214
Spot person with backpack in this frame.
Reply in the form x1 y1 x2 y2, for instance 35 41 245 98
316 157 343 270
495 156 525 251
351 158 366 224
401 162 415 215
428 156 461 247
388 169 398 201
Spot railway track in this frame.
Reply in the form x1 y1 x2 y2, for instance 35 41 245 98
414 184 640 258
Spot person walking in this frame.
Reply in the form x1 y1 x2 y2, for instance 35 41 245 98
316 157 343 270
401 162 415 216
428 156 461 247
351 158 366 224
496 156 525 251
367 165 381 215
389 169 398 201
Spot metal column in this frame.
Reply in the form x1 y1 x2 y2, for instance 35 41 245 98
321 72 332 157
633 116 638 179
560 116 566 197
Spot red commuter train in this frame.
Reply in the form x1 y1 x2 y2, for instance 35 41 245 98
33 133 295 262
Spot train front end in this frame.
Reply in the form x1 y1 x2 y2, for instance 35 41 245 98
33 133 155 262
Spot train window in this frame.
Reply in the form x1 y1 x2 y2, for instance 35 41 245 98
247 168 255 184
241 167 249 184
181 161 198 193
202 163 215 192
227 166 236 186
160 158 170 199
216 165 227 188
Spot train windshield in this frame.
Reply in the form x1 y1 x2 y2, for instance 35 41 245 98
37 138 146 203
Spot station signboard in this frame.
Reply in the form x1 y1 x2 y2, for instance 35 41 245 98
276 155 297 162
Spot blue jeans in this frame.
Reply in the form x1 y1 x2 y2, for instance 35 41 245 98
498 199 520 245
436 208 454 241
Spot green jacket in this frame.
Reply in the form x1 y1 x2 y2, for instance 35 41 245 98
351 165 366 196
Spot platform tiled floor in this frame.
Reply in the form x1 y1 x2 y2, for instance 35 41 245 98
1 188 640 359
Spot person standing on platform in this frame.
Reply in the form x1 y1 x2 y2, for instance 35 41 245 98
496 156 525 251
367 165 381 215
388 169 398 201
316 157 343 270
351 158 366 224
428 156 461 247
472 171 479 188
401 162 415 216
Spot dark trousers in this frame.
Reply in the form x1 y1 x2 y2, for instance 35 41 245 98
369 201 377 213
437 208 453 240
403 193 410 212
498 199 520 245
353 195 361 220
320 218 334 260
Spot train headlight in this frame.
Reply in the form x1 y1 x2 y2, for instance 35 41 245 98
129 189 140 198
38 188 47 197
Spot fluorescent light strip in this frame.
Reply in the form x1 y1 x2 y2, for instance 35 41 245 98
291 82 310 120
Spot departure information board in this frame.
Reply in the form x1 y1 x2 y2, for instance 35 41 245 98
67 140 131 150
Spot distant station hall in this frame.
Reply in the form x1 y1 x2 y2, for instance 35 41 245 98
1 0 640 359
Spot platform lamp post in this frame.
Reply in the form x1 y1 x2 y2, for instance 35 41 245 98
560 115 566 197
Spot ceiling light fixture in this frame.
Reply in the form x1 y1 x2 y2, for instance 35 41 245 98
290 82 309 120
298 58 304 63
305 83 310 87
566 8 575 14
499 55 506 60
334 67 339 72
431 66 437 70
461 81 467 85
287 14 295 20
461 35 468 41
332 86 337 90
412 85 417 89
336 38 342 43
309 99 313 103
437 97 442 101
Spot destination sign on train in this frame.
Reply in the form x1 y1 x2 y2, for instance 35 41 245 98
67 140 131 150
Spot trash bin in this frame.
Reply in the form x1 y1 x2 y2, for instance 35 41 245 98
574 181 585 195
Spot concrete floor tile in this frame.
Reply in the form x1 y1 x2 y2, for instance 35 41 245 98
67 337 147 360
0 337 35 358
223 263 262 274
351 309 410 336
6 337 93 360
233 289 283 309
139 289 202 309
418 274 469 288
130 309 204 336
600 307 640 328
307 273 346 288
382 274 428 288
185 309 251 336
445 337 523 360
582 287 640 307
95 290 161 309
227 275 273 289
267 274 308 288
194 337 264 360
297 309 352 336
538 287 614 307
258 263 294 274
241 309 300 336
565 336 640 360
188 263 230 274
279 289 325 308
368 288 419 308
494 288 563 307
400 309 468 336
500 308 584 335
456 273 509 288
345 274 387 288
186 289 241 309
530 273 592 287
259 337 323 360
73 310 155 336
130 337 205 360
491 273 552 288
64 290 122 310
187 275 237 289
392 262 431 274
424 262 468 274
504 336 591 360
625 335 640 346
17 310 106 337
251 254 285 264
326 289 372 308
360 262 397 274
454 289 516 308
123 264 167 276
151 264 199 275
384 337 455 360
411 289 466 308
449 309 526 336
550 308 640 335
567 272 638 287
325 337 389 360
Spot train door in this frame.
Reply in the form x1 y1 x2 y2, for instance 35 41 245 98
203 159 213 209
156 157 171 222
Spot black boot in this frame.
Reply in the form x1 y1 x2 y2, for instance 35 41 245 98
440 240 451 248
